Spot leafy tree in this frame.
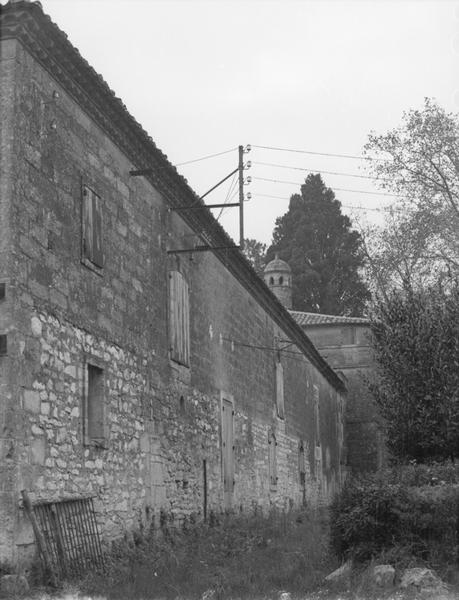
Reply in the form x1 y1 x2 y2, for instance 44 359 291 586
369 284 459 462
267 174 370 315
243 238 267 276
363 99 459 294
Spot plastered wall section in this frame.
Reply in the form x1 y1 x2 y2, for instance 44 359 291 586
1 39 344 564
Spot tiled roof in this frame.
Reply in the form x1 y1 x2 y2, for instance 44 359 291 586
290 311 370 326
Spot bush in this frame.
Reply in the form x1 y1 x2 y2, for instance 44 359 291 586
330 472 459 565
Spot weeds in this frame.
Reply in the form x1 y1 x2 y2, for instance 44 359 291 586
81 507 335 599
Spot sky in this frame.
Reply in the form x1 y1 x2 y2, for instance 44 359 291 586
35 0 459 246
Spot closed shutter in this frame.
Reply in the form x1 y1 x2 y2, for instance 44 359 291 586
92 193 104 267
82 186 104 268
276 361 284 419
268 431 277 488
169 271 189 365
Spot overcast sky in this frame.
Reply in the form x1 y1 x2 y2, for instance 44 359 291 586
38 0 459 245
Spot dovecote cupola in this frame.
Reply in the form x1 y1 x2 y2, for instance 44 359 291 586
264 254 292 309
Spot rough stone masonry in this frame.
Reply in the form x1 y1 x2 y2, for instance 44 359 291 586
0 0 346 568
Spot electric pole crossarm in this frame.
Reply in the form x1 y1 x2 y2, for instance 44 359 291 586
171 202 240 211
200 167 239 200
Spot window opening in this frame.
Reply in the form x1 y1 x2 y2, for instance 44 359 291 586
268 430 278 489
84 363 106 446
169 270 190 366
275 360 285 419
82 185 104 269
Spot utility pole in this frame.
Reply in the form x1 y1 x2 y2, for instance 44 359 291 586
238 145 244 250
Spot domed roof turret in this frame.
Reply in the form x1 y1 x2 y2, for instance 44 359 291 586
263 254 292 309
264 253 291 274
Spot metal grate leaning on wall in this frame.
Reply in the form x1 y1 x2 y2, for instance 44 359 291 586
24 493 104 581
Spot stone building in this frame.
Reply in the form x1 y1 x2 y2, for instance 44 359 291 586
0 0 345 566
264 256 383 474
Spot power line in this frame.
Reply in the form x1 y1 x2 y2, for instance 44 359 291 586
254 161 389 182
253 144 381 162
255 193 403 212
175 147 237 167
253 177 399 197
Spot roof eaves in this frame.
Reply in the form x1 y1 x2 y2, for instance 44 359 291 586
0 1 345 392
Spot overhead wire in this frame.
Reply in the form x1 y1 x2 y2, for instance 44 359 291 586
253 177 399 197
253 161 389 182
175 147 237 167
252 144 381 162
254 193 404 212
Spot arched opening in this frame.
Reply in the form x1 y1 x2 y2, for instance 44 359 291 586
269 276 274 285
279 276 284 285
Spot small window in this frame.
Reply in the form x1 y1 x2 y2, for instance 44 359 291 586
0 334 7 356
269 276 274 285
279 276 283 285
298 440 305 485
83 363 106 446
82 185 104 269
313 385 322 480
268 430 277 489
275 361 284 419
169 270 190 366
0 283 5 301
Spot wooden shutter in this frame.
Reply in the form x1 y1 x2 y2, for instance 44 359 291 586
92 193 104 267
169 271 190 365
313 384 320 445
221 399 234 496
82 186 103 268
268 431 277 488
276 361 284 419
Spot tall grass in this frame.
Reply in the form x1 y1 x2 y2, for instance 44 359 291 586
82 507 335 599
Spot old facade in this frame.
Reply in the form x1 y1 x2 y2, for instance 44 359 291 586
264 256 383 474
0 0 345 566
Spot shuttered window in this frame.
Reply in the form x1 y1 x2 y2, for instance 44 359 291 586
169 270 190 366
83 363 107 447
268 430 278 489
82 185 104 268
313 385 322 480
275 361 285 419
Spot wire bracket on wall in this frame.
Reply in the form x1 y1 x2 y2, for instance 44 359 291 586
167 245 239 255
130 144 251 251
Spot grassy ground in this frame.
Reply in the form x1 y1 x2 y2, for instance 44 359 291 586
79 507 336 599
11 507 459 600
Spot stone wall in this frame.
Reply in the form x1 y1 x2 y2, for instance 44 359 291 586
302 323 384 473
0 34 344 566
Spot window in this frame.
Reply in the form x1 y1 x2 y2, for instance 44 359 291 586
0 334 7 356
82 185 104 269
313 385 322 480
0 283 5 301
279 276 283 285
268 430 278 489
298 440 306 486
169 270 190 366
83 363 106 446
269 277 274 285
275 360 285 419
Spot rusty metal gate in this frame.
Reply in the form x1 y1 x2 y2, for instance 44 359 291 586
32 496 104 580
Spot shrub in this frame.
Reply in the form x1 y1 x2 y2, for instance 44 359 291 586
330 473 459 565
